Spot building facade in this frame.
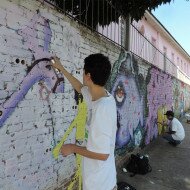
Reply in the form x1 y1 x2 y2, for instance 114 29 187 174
131 11 190 84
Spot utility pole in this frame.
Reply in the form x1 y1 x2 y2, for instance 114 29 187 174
124 14 131 51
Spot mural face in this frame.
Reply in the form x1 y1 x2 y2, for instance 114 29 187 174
107 52 144 151
112 74 143 147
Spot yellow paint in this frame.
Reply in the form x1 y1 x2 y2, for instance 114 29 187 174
52 98 87 190
157 105 167 134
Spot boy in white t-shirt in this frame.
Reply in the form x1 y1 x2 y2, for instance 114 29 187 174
158 110 185 146
52 54 117 190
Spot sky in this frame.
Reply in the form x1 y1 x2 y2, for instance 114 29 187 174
152 0 190 55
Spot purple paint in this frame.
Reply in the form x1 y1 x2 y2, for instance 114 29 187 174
0 59 64 127
0 12 64 127
145 68 173 144
44 19 52 52
111 53 144 147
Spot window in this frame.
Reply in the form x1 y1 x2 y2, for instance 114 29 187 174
163 47 167 71
151 37 157 64
163 47 167 55
177 57 179 67
171 53 174 63
187 64 189 75
181 60 183 70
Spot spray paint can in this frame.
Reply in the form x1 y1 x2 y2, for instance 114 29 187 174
50 59 60 74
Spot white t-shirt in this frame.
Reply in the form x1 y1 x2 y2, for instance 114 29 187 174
171 118 185 141
81 86 117 190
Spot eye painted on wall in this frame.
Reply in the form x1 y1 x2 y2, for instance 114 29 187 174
114 81 126 107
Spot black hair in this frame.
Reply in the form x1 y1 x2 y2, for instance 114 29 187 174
165 110 174 117
84 53 111 86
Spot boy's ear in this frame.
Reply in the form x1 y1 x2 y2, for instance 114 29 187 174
86 73 91 80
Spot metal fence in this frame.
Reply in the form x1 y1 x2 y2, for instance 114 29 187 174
44 0 123 46
130 24 190 84
130 24 176 73
44 0 190 84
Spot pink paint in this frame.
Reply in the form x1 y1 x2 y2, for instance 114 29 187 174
145 68 173 144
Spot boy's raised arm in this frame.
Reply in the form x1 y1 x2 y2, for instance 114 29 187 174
51 57 83 93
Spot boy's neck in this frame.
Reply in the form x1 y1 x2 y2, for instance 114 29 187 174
89 85 107 101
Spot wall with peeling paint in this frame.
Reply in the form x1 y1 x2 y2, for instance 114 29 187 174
107 51 190 155
1 1 190 190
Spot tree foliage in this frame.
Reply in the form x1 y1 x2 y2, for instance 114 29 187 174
113 0 174 21
52 0 183 27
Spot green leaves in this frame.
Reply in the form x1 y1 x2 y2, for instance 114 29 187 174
113 0 173 21
52 0 175 26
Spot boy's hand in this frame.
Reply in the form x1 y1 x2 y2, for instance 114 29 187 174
51 56 64 71
157 121 167 126
60 144 75 157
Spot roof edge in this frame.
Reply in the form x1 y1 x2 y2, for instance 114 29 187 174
146 11 190 60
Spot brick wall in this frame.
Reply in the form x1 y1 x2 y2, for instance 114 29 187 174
0 0 119 189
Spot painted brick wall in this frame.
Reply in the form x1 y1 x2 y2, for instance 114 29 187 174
0 0 120 190
108 52 190 156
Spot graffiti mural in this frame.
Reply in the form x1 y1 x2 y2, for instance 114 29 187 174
106 50 188 153
53 93 87 190
0 11 65 127
145 68 173 144
1 2 190 189
107 51 145 153
173 80 185 117
184 84 190 111
157 105 167 134
0 8 90 190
